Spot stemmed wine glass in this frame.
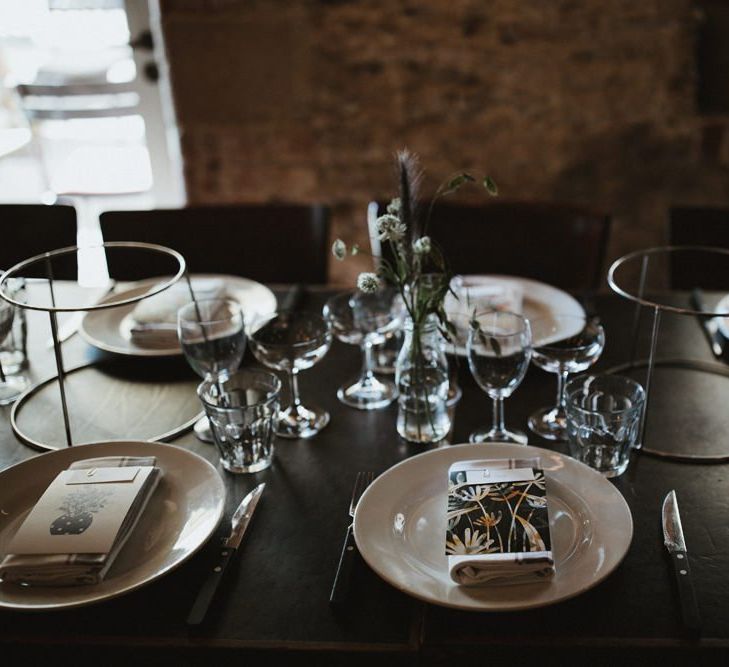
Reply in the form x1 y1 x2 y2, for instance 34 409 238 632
323 289 401 410
528 314 605 441
249 310 332 439
0 299 29 404
178 298 247 442
467 310 532 444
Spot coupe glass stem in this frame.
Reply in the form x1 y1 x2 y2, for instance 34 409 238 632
360 336 377 387
288 368 302 412
555 368 569 416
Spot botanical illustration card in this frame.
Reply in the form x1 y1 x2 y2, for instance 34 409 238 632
446 459 552 557
7 466 156 556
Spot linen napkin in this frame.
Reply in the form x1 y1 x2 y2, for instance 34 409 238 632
0 456 161 587
446 276 524 316
446 458 555 586
129 279 227 348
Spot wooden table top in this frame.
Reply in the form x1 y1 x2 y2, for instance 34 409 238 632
1 285 728 666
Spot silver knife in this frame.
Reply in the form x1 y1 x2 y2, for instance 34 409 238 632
187 482 265 626
662 490 701 633
689 288 725 359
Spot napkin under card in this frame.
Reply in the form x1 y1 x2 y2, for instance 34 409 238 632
0 456 161 587
129 279 227 348
446 458 555 586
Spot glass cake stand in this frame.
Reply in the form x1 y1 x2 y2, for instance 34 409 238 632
0 242 188 450
607 245 729 461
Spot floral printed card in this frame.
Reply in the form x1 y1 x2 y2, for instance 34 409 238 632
7 466 156 556
446 458 552 560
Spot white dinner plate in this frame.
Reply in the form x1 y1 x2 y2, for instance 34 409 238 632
445 275 585 354
0 441 225 611
79 274 277 357
354 443 632 611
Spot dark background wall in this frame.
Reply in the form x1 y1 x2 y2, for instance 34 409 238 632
159 0 729 285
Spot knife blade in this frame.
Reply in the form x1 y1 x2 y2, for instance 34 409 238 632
187 482 265 626
689 288 725 359
662 490 701 633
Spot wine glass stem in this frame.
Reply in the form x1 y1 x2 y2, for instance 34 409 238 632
492 396 506 434
555 369 569 414
288 368 302 413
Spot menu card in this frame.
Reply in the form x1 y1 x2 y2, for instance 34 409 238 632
446 458 555 586
0 456 161 587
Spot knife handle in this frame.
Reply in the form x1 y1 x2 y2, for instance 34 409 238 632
670 550 702 633
329 524 356 606
187 545 235 626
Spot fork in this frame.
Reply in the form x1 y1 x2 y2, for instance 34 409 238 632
329 471 374 605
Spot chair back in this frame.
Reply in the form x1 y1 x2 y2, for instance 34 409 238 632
0 204 77 278
99 204 331 283
369 200 610 292
669 206 729 289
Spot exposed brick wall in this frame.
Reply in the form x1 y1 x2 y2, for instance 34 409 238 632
159 0 729 286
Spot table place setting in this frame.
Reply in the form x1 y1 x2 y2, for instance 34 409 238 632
0 440 224 610
80 273 276 358
1 152 725 667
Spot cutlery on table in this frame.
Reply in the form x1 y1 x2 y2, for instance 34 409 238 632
187 482 265 626
330 471 374 606
44 281 117 348
689 288 725 359
662 489 701 634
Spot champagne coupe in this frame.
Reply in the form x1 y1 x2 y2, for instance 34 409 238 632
467 310 532 444
0 299 29 404
178 298 247 442
249 310 332 439
528 314 605 441
323 289 400 410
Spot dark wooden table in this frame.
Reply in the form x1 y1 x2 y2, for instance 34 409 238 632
1 286 728 666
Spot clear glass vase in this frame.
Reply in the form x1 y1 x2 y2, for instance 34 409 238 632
395 314 450 443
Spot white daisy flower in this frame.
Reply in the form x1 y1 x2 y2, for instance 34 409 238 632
386 197 401 215
412 236 431 255
356 272 380 294
375 214 406 242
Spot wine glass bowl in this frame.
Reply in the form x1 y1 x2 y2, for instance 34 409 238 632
249 310 332 439
528 314 605 441
323 290 400 410
177 298 247 442
0 300 29 405
466 310 531 444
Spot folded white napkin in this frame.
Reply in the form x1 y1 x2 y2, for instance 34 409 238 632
446 458 555 586
130 279 226 348
0 456 161 587
446 276 524 316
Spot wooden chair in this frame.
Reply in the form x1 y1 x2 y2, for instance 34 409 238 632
369 200 611 293
99 204 331 283
0 204 77 278
669 206 729 290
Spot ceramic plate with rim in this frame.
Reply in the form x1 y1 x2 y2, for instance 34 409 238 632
0 441 225 611
353 443 632 611
79 274 277 357
445 275 585 355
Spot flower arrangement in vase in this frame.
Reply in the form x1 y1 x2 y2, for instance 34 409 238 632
333 149 496 443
